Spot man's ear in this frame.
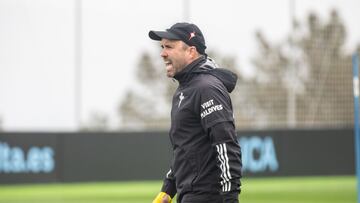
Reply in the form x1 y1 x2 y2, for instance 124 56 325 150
189 46 199 59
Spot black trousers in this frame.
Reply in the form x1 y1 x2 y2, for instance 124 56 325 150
178 191 239 203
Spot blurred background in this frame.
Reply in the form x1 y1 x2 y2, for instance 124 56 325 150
0 0 359 132
0 0 360 202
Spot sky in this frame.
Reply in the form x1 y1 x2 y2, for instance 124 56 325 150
0 0 359 131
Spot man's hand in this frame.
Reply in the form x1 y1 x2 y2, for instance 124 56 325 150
152 192 172 203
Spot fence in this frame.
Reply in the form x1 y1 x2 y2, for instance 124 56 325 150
0 128 354 184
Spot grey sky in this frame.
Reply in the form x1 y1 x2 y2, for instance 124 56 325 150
0 0 359 131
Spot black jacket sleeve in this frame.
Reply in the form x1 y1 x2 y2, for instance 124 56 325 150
161 165 177 198
199 80 234 129
209 121 242 193
198 79 242 194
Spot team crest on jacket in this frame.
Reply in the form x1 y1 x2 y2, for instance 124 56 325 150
178 92 184 107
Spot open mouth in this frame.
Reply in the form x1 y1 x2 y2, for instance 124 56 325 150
165 61 172 68
164 61 172 67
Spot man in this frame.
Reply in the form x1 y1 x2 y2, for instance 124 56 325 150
149 22 242 203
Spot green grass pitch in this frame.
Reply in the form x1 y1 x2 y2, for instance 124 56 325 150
0 176 356 203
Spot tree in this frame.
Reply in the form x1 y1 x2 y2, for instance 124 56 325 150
80 111 109 132
118 51 176 130
244 10 353 128
298 10 352 126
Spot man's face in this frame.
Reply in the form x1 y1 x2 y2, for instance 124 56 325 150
160 39 190 78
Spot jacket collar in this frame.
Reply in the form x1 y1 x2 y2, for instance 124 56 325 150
173 55 206 85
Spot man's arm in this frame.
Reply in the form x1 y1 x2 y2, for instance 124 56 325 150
161 168 177 197
209 121 242 194
197 75 242 197
153 167 177 203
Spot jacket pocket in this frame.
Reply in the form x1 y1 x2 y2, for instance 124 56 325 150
174 148 202 193
184 151 200 192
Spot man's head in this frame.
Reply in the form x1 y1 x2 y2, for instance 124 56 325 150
148 22 207 78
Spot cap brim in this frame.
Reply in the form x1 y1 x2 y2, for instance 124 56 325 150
148 30 182 41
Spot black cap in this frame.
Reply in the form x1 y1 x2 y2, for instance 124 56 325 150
149 22 207 54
